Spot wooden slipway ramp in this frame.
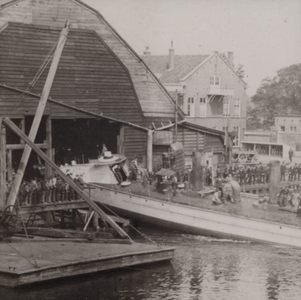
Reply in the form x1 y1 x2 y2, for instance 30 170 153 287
0 237 174 287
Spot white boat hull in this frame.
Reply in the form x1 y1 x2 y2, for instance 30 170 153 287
90 184 301 248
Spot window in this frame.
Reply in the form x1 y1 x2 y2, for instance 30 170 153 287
222 126 228 131
187 97 195 117
233 99 240 117
199 97 206 117
210 76 220 86
279 126 285 131
223 97 230 116
296 144 301 151
233 126 239 146
290 126 297 132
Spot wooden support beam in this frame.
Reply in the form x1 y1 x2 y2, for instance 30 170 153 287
20 117 25 144
0 83 150 132
0 123 6 210
7 21 70 207
6 143 49 150
45 116 52 178
147 129 153 171
7 150 12 182
3 117 131 240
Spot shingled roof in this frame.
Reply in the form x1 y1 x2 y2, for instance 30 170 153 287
0 0 181 119
141 55 209 84
0 22 145 124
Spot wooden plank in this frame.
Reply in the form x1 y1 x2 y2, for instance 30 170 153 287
6 143 49 150
19 200 90 214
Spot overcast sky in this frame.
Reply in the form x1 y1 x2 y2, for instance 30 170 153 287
83 0 301 97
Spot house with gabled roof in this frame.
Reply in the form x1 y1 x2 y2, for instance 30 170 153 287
0 0 227 177
142 44 250 147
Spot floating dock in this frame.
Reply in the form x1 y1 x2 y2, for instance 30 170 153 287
0 237 174 287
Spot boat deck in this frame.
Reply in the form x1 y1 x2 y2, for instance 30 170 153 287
0 237 174 287
100 182 301 228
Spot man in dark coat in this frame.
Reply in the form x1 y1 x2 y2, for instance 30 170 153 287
280 162 286 181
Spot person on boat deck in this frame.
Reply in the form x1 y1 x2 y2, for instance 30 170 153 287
223 176 235 204
212 188 222 205
214 174 223 190
277 185 290 207
216 167 221 179
206 167 212 186
228 165 235 177
223 165 230 179
129 157 138 181
98 144 108 158
290 189 301 207
112 164 123 184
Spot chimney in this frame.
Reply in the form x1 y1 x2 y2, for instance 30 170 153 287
227 52 234 68
143 46 151 56
168 41 174 70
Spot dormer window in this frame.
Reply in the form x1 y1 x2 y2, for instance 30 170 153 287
210 76 220 86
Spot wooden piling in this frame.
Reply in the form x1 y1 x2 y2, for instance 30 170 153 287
191 150 204 190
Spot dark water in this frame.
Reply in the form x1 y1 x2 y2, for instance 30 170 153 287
1 226 301 300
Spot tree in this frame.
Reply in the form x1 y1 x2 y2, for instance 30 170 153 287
246 104 262 130
247 64 301 130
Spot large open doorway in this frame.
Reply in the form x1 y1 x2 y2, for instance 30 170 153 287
52 119 120 166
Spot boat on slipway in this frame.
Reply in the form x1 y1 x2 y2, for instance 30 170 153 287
60 151 301 248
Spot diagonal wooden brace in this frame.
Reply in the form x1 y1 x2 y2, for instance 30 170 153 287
3 117 131 240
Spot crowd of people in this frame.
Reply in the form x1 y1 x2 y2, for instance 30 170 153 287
7 172 86 207
206 163 270 188
277 184 301 208
280 162 301 181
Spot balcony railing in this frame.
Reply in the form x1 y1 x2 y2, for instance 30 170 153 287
207 86 234 96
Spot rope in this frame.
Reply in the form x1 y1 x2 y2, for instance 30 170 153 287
15 194 39 268
5 239 38 269
87 184 161 247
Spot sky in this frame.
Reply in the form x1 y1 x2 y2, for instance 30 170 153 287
83 0 301 97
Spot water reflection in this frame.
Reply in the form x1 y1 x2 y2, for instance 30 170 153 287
0 228 301 300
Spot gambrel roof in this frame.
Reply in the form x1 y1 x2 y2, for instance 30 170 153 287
0 0 182 119
0 22 146 124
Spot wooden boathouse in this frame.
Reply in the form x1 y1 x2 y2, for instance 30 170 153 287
0 0 227 195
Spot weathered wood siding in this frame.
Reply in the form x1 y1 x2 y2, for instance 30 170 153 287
123 125 147 166
175 127 205 156
204 133 224 153
0 0 176 118
0 22 144 124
